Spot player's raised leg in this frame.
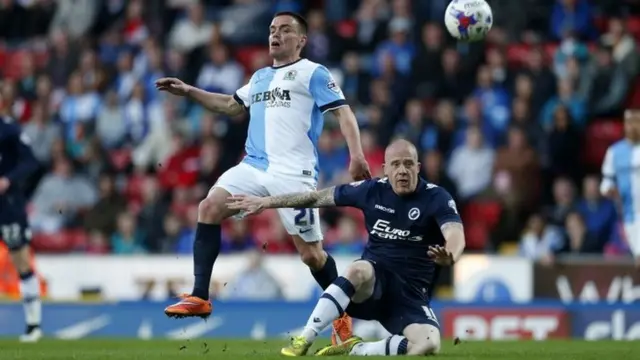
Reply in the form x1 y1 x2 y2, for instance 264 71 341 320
282 260 375 356
164 164 267 318
270 179 353 344
289 235 353 344
8 242 42 342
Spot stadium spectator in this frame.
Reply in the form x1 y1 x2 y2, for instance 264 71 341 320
326 216 366 255
49 0 97 39
447 126 495 200
30 158 97 233
546 177 577 227
558 211 603 254
493 126 540 237
95 90 127 149
576 175 618 246
584 44 629 117
137 177 169 253
540 78 587 129
550 0 598 41
601 16 640 77
546 105 583 184
221 251 283 300
519 213 564 262
167 2 214 53
421 151 458 201
111 211 146 254
23 102 62 164
83 173 127 236
412 22 444 98
196 44 244 95
221 220 256 253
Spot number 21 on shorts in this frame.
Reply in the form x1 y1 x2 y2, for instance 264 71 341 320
294 208 315 226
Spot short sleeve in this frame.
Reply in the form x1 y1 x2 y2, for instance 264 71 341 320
600 146 616 195
333 179 375 208
308 65 347 113
233 82 250 109
431 187 462 227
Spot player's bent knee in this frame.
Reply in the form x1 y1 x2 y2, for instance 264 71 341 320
198 188 235 223
408 337 440 356
344 261 374 288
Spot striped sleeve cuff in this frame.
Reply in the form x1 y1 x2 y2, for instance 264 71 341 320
319 99 347 113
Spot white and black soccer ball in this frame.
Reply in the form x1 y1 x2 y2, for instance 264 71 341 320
444 0 493 42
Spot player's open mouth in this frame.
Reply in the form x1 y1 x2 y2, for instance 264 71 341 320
271 42 280 48
397 179 409 186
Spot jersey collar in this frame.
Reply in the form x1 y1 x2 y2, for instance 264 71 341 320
271 58 304 69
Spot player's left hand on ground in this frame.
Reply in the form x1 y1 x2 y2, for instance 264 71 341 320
226 195 266 216
428 245 454 266
0 177 10 194
349 156 371 181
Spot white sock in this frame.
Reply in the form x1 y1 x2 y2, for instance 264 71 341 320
301 282 353 342
20 273 41 326
350 335 408 356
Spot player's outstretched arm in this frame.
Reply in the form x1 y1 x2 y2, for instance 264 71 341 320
155 77 245 116
263 187 337 208
331 107 371 180
227 187 337 214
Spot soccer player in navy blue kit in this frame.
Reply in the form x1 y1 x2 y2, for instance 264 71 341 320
0 113 42 342
228 139 465 356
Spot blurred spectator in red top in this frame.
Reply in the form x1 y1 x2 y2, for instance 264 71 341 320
158 132 201 189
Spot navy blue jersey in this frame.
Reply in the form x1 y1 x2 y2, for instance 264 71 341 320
0 116 39 209
334 177 461 300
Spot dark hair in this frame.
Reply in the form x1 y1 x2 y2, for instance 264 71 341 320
274 11 308 34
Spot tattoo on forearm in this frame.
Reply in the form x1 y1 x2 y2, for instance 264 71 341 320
265 187 336 209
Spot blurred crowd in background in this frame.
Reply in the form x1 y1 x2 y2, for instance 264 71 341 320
1 0 640 262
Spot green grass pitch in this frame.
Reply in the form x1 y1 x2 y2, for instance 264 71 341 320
0 339 638 359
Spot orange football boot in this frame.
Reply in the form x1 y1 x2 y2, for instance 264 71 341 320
164 294 212 319
331 313 354 345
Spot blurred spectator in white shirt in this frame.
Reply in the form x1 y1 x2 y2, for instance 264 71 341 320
196 44 244 95
447 126 495 200
168 2 213 53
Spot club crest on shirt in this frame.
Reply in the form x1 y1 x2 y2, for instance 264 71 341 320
283 70 297 80
408 207 420 220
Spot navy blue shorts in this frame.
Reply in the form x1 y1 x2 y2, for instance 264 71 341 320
345 260 440 335
0 198 31 250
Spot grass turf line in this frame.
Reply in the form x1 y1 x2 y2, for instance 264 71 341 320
0 339 639 359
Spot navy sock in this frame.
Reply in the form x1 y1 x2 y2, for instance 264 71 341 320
19 270 34 280
191 223 221 300
333 276 356 298
311 253 338 290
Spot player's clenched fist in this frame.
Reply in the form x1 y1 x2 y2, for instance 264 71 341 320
155 77 190 96
349 156 372 181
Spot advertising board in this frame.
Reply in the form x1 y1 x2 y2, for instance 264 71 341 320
441 307 569 340
454 255 533 303
533 260 640 304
